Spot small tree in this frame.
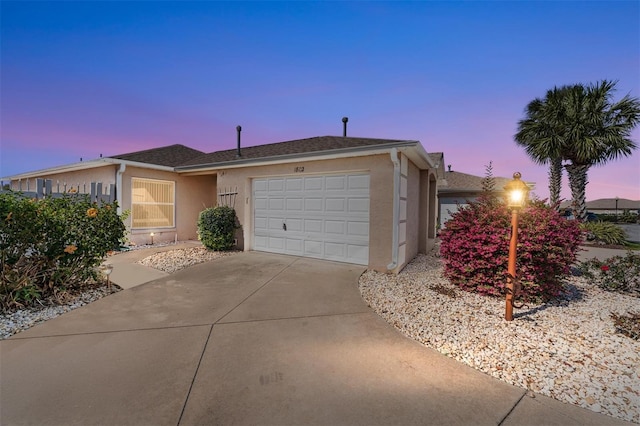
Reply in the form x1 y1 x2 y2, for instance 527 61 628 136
197 206 239 251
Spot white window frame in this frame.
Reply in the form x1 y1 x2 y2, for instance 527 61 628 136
131 177 176 229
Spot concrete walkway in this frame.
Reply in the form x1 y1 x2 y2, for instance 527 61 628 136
0 249 633 425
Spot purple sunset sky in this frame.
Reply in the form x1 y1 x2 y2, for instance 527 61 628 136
1 1 638 201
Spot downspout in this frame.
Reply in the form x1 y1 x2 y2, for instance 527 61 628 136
387 148 400 271
116 163 126 215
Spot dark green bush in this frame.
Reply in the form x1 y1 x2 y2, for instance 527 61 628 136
581 221 627 245
197 206 239 251
597 212 640 224
0 192 127 311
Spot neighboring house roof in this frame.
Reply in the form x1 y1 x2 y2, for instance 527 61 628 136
178 136 423 169
560 198 640 210
438 171 513 193
111 144 205 167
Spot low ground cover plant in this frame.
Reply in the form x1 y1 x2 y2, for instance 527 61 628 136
579 251 640 296
0 192 126 311
197 206 239 251
439 196 583 302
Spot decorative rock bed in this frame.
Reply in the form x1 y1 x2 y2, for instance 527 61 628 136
359 252 640 424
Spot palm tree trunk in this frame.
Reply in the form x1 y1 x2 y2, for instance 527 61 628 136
548 157 562 210
565 163 589 221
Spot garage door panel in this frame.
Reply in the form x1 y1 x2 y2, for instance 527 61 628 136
305 198 323 211
286 198 303 211
324 242 345 258
268 179 285 191
325 198 345 212
268 198 285 210
348 198 369 213
268 218 284 230
347 245 368 264
286 218 303 232
254 235 268 249
285 238 303 252
253 174 369 265
268 237 285 250
254 198 268 210
254 180 268 192
285 178 303 191
254 217 268 230
325 175 346 190
325 220 345 235
304 219 323 233
348 174 369 190
304 240 323 255
305 177 324 191
347 221 369 237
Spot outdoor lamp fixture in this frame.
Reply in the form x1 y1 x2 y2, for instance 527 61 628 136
503 172 530 321
150 232 155 245
100 263 114 290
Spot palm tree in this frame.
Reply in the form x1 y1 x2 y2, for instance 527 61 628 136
561 80 639 221
515 87 569 209
516 80 640 220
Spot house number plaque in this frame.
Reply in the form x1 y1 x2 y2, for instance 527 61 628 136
294 166 305 173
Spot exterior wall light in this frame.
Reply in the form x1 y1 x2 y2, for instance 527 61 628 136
503 172 530 321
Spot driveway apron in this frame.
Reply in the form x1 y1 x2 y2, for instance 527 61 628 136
1 252 631 425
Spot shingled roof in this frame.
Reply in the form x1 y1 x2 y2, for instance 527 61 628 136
439 171 512 192
111 144 206 167
178 136 417 168
559 198 640 210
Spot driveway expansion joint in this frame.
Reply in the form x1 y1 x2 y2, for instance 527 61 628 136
497 389 528 425
214 310 374 326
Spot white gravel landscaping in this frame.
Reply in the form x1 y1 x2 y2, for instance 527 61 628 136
359 251 640 424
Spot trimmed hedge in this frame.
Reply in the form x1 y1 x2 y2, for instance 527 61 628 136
197 206 239 251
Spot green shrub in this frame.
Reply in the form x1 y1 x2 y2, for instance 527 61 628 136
581 221 627 245
598 212 640 224
197 206 239 251
578 251 640 296
439 196 583 302
0 192 127 311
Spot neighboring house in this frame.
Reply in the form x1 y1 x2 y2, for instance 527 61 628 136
435 165 533 227
4 135 440 273
559 198 640 215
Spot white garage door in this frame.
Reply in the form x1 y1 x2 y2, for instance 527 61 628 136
253 173 370 265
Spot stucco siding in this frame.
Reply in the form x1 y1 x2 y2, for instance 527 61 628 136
215 154 395 272
122 167 216 245
404 159 421 266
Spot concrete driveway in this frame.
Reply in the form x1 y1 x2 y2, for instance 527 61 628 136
0 252 631 425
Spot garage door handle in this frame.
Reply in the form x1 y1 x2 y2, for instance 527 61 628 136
283 223 287 231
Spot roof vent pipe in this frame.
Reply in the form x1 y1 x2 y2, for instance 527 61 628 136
342 117 348 137
236 125 242 158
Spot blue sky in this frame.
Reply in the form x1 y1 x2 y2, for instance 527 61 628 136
1 1 639 200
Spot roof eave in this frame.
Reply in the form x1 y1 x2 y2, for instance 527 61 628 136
176 140 433 174
2 157 175 181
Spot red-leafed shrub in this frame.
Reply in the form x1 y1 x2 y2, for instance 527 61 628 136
439 197 583 302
